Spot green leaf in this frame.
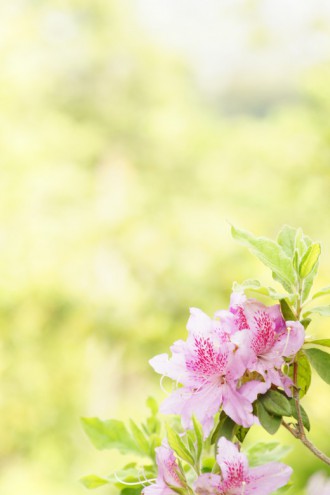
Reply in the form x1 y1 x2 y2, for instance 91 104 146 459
305 339 330 348
260 390 291 416
288 399 310 431
233 280 289 301
286 350 312 398
211 412 236 445
146 397 158 416
166 424 195 466
312 285 330 299
299 243 321 279
120 489 142 495
305 305 330 317
108 464 155 487
300 318 311 329
192 416 203 461
301 262 319 303
256 401 282 434
129 420 150 456
305 348 330 385
246 442 292 466
166 484 188 495
80 475 109 489
201 457 215 473
81 418 139 454
235 426 250 443
293 250 299 272
280 299 296 321
231 226 296 291
277 225 297 258
149 433 161 454
295 228 308 258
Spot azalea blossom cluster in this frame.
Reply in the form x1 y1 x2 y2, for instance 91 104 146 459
144 436 292 495
150 291 305 436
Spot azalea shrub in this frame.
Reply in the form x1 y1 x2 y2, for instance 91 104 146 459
81 225 330 494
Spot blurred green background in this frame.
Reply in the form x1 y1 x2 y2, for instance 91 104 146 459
1 1 330 494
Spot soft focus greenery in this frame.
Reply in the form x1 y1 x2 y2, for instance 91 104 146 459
1 1 330 494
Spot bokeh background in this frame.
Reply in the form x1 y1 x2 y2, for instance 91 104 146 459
1 1 330 494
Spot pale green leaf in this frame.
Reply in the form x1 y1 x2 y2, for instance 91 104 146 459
277 225 297 258
299 243 321 279
231 226 296 291
301 261 319 303
129 419 150 456
166 424 194 466
305 348 330 385
80 475 109 489
233 280 288 300
305 339 330 348
81 417 139 454
146 397 158 416
312 285 330 299
246 442 292 466
295 228 308 258
192 416 203 461
286 350 312 398
305 305 330 317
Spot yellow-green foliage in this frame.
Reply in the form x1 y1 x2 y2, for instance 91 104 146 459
0 1 330 494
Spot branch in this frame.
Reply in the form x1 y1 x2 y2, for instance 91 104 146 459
282 420 330 465
292 361 305 439
281 359 330 466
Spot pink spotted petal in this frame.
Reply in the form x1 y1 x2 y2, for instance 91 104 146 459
160 383 223 437
243 300 285 335
264 368 293 397
273 320 305 357
149 340 190 384
247 462 292 495
221 383 259 428
143 484 173 495
216 437 249 485
194 473 221 495
231 329 257 369
239 380 270 402
143 443 184 495
187 308 213 336
213 309 237 338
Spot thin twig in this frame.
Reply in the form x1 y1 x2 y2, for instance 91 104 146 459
292 360 305 439
282 420 330 465
281 357 330 466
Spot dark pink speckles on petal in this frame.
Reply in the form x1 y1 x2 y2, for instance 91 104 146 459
232 305 250 331
186 337 229 378
251 311 276 355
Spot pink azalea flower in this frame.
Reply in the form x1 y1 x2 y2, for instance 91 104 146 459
143 443 185 495
229 292 304 392
194 437 292 495
150 308 268 436
307 472 330 495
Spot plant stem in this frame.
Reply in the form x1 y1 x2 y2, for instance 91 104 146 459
282 359 330 466
282 419 330 465
292 361 305 439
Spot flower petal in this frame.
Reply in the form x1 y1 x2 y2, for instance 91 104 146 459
221 383 258 428
216 437 249 486
160 383 223 437
194 473 221 495
273 320 305 357
247 462 292 495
